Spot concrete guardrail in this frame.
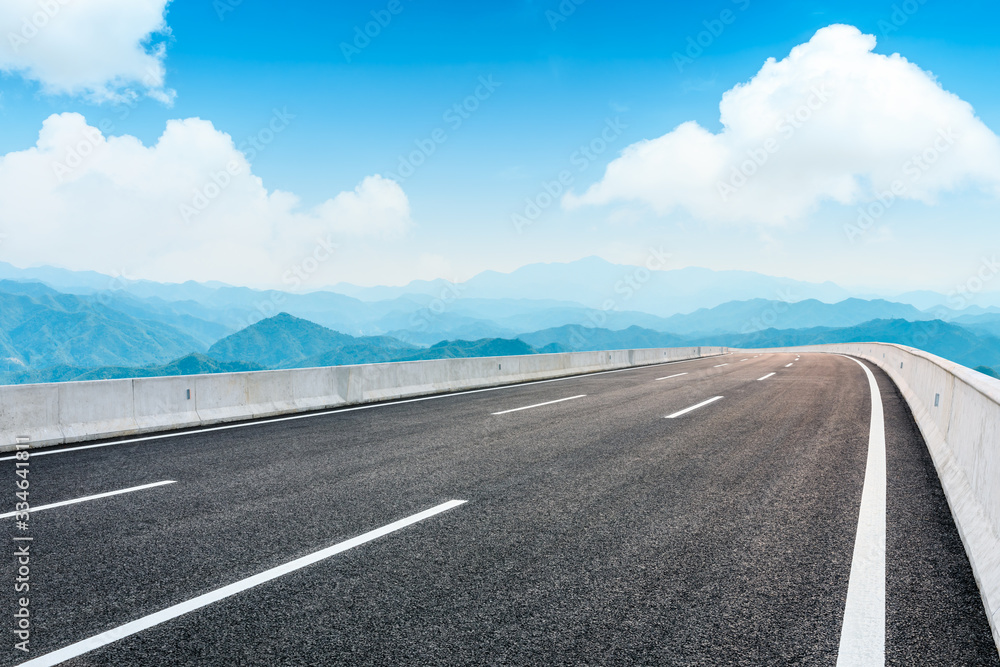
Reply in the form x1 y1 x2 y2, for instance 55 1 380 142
0 346 726 452
745 342 1000 653
7 341 992 649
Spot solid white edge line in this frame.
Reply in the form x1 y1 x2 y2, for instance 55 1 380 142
0 356 728 462
15 499 467 667
664 396 724 419
757 373 776 381
655 373 688 381
0 481 176 519
835 356 886 666
491 394 586 415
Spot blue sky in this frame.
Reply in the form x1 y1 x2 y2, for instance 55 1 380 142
0 0 998 297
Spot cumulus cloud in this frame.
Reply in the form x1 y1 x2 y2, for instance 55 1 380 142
0 113 413 287
0 0 174 103
565 24 1000 224
313 176 412 238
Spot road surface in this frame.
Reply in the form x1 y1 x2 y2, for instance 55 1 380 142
2 352 997 665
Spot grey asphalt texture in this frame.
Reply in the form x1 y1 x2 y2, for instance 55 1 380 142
2 352 997 665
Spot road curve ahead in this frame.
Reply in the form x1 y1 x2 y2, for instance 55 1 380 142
3 353 998 666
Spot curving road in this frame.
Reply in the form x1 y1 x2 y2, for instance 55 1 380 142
2 352 997 665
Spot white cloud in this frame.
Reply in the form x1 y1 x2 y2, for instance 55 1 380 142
0 113 413 287
565 24 1000 225
313 176 411 238
0 0 173 103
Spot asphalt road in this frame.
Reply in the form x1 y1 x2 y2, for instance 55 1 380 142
2 352 997 665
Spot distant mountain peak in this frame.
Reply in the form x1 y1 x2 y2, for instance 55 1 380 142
207 312 362 369
261 312 308 325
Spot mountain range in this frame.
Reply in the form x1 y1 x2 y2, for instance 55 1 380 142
1 258 1000 385
0 280 205 371
207 313 422 369
326 256 853 314
2 354 264 385
6 257 999 333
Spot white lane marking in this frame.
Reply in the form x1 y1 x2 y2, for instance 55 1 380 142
785 363 794 368
16 500 466 667
0 356 727 462
836 357 886 666
757 373 776 381
0 481 176 519
740 359 749 362
655 373 688 381
713 363 728 368
491 394 586 415
664 396 723 419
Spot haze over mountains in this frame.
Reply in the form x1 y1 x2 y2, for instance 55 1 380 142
1 257 999 385
327 256 855 313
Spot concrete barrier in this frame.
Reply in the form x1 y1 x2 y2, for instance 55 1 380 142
0 346 726 452
2 340 995 648
743 342 1000 652
133 375 202 432
58 379 137 443
0 383 61 445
